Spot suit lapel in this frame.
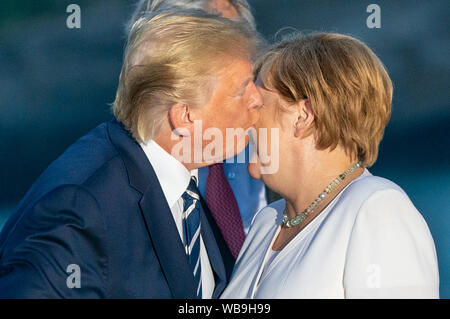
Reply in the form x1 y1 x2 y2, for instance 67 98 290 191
198 203 226 299
199 197 235 298
139 184 197 298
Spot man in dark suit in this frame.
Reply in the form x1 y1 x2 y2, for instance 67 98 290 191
0 11 262 298
127 0 273 262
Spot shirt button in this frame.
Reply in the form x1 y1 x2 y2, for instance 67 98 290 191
227 172 236 180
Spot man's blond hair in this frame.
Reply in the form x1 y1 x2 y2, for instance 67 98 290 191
113 11 260 143
255 32 393 167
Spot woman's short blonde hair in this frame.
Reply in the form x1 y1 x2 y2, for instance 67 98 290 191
255 32 393 167
113 11 260 143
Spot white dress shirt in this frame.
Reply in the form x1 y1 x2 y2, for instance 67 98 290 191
221 169 440 299
140 140 215 299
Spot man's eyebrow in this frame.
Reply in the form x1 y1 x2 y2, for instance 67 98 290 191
229 76 253 97
238 77 253 91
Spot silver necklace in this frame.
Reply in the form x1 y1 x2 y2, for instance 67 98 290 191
282 161 362 228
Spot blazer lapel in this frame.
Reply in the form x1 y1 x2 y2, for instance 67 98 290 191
198 205 226 299
198 197 235 298
140 185 197 298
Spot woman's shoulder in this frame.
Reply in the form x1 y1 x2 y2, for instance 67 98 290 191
344 169 406 198
338 169 414 211
317 169 433 237
341 169 429 233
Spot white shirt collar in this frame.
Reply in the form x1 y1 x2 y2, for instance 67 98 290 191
140 140 198 208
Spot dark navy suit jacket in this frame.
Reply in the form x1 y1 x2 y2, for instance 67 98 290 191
0 120 234 298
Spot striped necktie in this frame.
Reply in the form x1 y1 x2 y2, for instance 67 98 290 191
182 177 202 298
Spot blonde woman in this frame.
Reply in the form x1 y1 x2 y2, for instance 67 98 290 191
221 33 439 299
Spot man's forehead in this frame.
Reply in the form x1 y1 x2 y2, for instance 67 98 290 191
222 59 253 81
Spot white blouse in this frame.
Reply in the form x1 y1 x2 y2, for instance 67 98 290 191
221 169 439 299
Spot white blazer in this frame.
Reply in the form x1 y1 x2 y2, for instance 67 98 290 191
221 169 439 299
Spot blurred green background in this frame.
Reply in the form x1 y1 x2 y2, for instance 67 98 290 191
0 0 449 297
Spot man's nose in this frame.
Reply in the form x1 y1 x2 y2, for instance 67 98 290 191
248 82 263 110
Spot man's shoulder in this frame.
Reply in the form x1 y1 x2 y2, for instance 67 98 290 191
15 121 131 214
0 121 139 250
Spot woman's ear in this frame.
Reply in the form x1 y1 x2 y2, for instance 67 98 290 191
168 103 194 137
294 99 315 138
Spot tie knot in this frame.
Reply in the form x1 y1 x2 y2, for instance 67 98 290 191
209 162 224 173
184 177 200 201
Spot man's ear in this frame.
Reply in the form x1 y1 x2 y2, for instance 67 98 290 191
168 103 194 137
294 99 315 138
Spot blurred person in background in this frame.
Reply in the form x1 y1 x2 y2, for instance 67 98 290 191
127 0 269 260
126 0 256 32
0 11 262 298
221 33 439 299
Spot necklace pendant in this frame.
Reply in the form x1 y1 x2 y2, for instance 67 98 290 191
292 214 306 226
284 213 306 228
